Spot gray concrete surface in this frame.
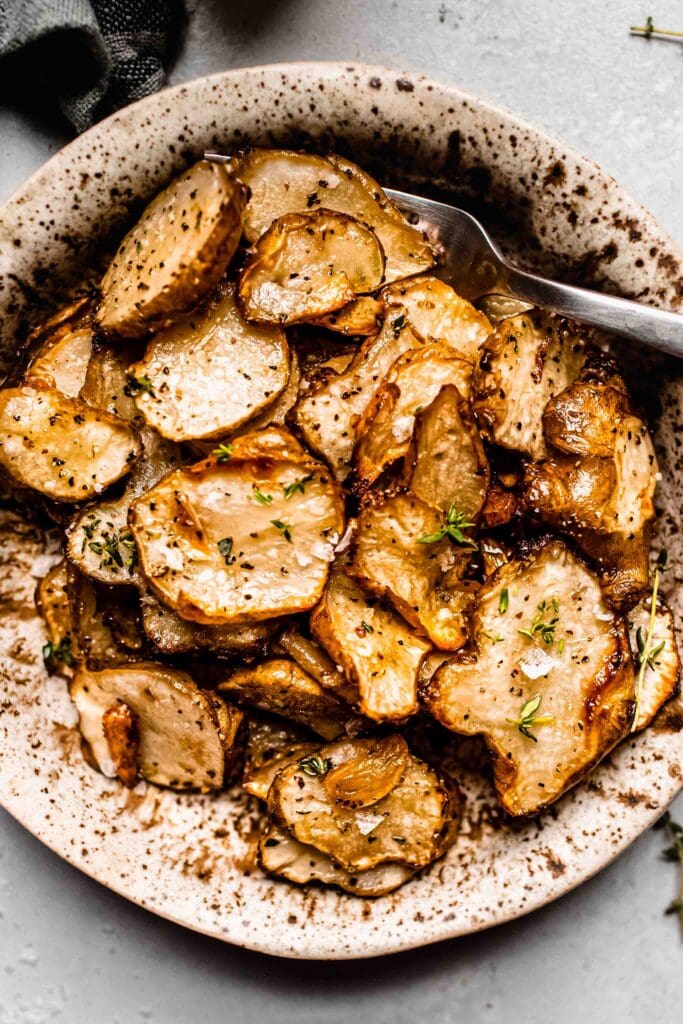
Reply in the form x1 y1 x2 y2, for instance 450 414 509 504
0 1 682 1020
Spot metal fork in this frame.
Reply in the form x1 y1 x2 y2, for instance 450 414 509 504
384 188 683 358
204 153 683 358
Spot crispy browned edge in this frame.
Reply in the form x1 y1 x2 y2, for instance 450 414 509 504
420 535 636 817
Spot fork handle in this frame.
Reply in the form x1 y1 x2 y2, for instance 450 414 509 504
505 265 683 358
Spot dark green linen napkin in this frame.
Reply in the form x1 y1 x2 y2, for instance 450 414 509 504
0 0 186 132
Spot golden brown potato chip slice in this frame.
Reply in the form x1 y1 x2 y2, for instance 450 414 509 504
70 663 241 791
524 415 657 610
98 160 245 339
268 736 455 872
66 566 141 670
236 149 434 284
243 714 314 776
239 210 385 325
422 538 635 816
128 281 290 441
274 625 348 697
310 563 430 721
129 427 344 625
0 383 141 502
382 276 492 363
35 560 78 677
183 349 302 464
259 823 417 896
291 278 488 482
218 658 352 740
310 296 384 336
349 491 476 651
79 342 141 422
404 384 490 518
67 428 181 587
542 374 632 458
291 319 424 481
25 321 94 398
139 591 278 656
629 599 680 731
355 343 472 488
472 309 587 460
243 745 320 802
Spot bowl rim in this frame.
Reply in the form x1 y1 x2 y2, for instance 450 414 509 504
0 60 681 960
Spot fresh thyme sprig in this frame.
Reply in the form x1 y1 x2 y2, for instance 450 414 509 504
630 17 683 39
123 374 154 397
88 530 137 573
42 636 74 669
657 811 683 922
632 549 668 733
482 630 503 644
298 753 331 777
417 504 478 549
517 598 560 646
283 473 314 499
212 443 233 463
252 488 273 506
506 693 554 742
271 519 293 542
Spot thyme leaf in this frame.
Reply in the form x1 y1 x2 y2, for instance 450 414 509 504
283 473 314 499
482 630 503 644
506 693 554 742
88 530 137 573
517 598 560 646
123 374 154 397
417 504 477 549
632 549 668 732
252 488 273 506
217 536 235 565
42 636 74 669
298 754 331 777
658 811 683 923
212 443 233 463
271 519 293 542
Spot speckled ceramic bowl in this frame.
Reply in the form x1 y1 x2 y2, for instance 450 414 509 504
0 63 681 960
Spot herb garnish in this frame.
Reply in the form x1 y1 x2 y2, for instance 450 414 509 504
657 811 683 922
42 637 74 669
88 530 137 572
360 620 374 635
499 587 509 614
82 517 101 541
252 488 273 506
217 536 235 565
212 443 233 463
283 473 314 499
517 598 560 646
298 754 331 777
632 549 668 732
271 519 293 542
636 628 665 672
123 374 154 397
630 17 683 39
417 504 477 549
482 630 503 644
506 693 554 742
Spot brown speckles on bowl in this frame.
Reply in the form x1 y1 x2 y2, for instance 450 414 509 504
0 63 681 960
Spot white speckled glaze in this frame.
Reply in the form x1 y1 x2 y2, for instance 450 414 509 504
0 63 681 960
